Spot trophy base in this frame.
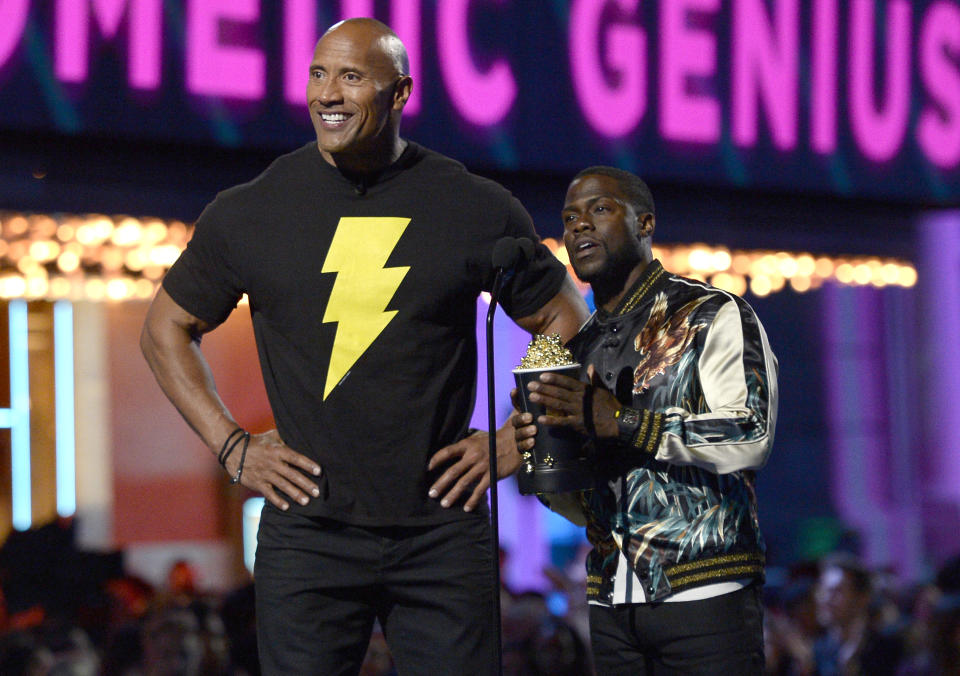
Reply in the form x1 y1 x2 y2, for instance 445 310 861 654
517 458 596 495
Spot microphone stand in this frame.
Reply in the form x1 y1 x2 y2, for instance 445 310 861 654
486 265 506 674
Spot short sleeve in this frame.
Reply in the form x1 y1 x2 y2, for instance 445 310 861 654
495 195 567 319
162 197 245 326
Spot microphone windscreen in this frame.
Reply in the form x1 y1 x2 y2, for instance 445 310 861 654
516 237 534 263
491 237 522 269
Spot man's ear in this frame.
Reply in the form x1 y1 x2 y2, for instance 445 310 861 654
636 212 655 240
393 75 413 110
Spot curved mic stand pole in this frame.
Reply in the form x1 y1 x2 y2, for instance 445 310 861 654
486 266 506 674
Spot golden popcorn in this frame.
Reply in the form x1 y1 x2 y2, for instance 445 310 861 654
512 334 591 495
517 333 577 369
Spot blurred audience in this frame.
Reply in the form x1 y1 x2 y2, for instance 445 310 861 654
929 556 960 675
812 553 903 675
3 518 960 675
764 573 819 674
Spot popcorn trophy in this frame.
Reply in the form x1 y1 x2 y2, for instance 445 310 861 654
513 334 595 495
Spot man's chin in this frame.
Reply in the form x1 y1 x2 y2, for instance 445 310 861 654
318 143 350 156
315 132 355 156
571 262 602 284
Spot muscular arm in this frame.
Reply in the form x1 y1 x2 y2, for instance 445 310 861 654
428 276 590 510
141 287 322 509
141 287 235 448
513 276 589 343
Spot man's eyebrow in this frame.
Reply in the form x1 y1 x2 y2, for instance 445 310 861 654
564 195 611 212
308 63 370 76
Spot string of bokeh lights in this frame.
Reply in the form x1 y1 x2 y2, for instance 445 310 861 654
541 238 917 298
0 212 916 302
0 212 188 301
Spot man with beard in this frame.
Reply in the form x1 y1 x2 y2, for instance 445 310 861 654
514 167 778 674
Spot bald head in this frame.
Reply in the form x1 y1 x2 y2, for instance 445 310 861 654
307 17 414 172
322 18 409 78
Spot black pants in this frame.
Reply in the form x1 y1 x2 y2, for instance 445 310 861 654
254 505 497 675
589 584 765 675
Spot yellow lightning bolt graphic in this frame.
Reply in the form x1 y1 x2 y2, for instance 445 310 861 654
321 217 411 400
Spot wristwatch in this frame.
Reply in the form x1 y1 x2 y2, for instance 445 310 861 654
614 406 641 445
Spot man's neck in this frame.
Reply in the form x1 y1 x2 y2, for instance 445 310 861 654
594 258 652 313
321 136 407 175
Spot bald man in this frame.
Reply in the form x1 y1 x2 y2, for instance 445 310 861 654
142 18 587 674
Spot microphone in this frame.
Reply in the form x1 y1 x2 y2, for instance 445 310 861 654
517 237 534 262
491 236 534 271
484 235 534 671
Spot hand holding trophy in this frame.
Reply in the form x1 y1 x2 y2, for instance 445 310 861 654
513 334 596 495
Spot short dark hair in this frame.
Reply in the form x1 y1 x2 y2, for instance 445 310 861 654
573 166 655 216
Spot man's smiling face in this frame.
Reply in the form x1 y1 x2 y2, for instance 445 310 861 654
306 22 405 165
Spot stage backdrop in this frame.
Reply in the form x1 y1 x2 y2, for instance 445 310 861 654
0 0 958 205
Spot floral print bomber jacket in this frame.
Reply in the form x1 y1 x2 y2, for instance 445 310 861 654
557 260 779 603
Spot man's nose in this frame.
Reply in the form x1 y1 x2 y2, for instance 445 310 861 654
313 78 342 104
569 216 593 233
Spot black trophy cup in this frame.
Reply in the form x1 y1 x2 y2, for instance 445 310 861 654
513 363 596 495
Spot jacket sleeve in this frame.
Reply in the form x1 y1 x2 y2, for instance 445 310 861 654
650 298 778 474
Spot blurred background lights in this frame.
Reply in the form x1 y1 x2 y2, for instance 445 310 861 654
0 211 192 301
0 212 920 302
541 238 916 300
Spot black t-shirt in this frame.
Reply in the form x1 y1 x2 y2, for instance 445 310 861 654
163 141 566 525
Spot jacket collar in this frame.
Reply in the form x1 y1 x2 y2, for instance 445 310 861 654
598 259 665 319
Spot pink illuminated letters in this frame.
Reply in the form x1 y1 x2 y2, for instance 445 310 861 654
54 0 162 89
341 0 374 17
382 1 421 115
732 0 798 150
810 0 838 154
848 0 911 162
570 0 646 139
0 0 28 70
918 2 960 169
659 0 720 144
1 0 958 180
186 0 265 100
283 0 318 106
437 0 516 127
